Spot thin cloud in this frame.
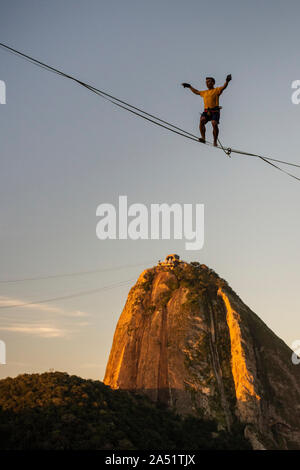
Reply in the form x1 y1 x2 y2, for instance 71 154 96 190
0 296 90 317
0 323 67 338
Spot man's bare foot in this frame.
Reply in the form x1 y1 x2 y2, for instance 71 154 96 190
213 141 218 147
199 138 206 144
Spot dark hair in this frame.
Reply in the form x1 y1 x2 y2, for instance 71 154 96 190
206 77 215 84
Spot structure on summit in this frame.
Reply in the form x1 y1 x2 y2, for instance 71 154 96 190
159 254 181 266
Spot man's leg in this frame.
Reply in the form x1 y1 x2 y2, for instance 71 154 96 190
199 116 207 143
212 120 219 147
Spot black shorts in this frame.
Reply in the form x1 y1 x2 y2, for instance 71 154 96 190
201 110 220 123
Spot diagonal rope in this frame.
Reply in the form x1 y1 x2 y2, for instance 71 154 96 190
0 42 198 141
229 146 300 169
1 42 300 181
217 137 300 182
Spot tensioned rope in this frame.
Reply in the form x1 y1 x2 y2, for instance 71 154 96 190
1 42 300 181
217 137 300 182
0 43 199 142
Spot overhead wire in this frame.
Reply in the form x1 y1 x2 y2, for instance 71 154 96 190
0 278 135 309
0 259 155 283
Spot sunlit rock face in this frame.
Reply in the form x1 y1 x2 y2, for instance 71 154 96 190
104 260 300 449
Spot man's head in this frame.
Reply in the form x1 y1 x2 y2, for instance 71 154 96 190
206 77 215 89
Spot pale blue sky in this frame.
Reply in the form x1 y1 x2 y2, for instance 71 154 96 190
0 0 299 380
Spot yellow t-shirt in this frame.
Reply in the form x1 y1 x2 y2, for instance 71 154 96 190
197 87 223 109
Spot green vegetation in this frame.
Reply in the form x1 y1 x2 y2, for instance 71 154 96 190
139 269 155 292
0 372 250 450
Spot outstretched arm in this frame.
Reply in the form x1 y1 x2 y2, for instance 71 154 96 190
218 74 232 93
181 83 202 95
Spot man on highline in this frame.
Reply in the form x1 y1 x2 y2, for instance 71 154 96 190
182 75 232 146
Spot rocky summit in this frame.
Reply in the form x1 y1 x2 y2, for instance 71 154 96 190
104 255 300 450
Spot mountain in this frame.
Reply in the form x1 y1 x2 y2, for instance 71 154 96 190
0 371 249 450
104 256 300 449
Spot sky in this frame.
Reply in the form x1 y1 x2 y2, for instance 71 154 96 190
0 0 299 380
